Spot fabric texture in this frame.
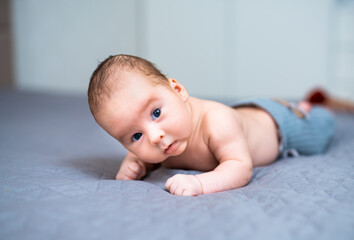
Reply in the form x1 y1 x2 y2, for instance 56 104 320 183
232 98 335 158
0 90 353 240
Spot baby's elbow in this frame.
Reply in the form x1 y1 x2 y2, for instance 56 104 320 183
243 166 253 186
239 162 253 187
232 162 253 189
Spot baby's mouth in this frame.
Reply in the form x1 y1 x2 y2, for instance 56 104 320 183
164 141 178 155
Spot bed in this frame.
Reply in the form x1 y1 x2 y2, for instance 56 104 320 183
0 90 353 240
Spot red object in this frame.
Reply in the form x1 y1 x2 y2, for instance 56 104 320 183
306 88 329 104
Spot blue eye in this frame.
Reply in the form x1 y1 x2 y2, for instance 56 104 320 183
132 133 142 142
152 108 161 120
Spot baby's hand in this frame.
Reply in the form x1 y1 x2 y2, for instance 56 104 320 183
116 159 146 180
165 174 203 196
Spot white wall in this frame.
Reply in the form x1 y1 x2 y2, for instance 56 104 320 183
11 0 353 99
139 0 334 99
136 0 225 97
231 0 332 99
11 0 137 94
332 0 354 100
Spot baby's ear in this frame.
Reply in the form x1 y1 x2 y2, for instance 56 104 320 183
168 78 189 102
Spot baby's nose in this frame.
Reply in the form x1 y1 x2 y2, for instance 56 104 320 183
150 128 165 144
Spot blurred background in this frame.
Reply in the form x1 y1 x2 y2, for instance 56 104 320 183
1 0 353 100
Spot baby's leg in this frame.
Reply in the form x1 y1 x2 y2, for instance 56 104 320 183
282 103 335 155
305 87 354 113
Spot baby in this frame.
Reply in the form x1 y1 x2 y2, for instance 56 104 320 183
88 54 335 196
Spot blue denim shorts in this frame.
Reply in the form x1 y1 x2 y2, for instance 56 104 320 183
231 98 335 158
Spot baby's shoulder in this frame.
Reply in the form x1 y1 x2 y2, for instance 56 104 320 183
195 100 246 153
199 100 243 134
199 99 238 117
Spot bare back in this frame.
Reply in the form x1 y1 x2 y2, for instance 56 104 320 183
232 107 279 166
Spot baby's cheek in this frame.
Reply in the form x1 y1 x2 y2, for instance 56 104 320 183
171 114 193 137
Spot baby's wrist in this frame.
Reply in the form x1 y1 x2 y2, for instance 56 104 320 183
195 175 204 195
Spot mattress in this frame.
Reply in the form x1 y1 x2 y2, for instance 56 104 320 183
0 90 353 240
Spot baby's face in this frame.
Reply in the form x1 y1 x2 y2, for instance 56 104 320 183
96 71 193 163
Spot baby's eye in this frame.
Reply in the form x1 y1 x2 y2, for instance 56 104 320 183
152 108 161 120
132 133 142 142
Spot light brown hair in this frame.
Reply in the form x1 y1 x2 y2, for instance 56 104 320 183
88 54 168 115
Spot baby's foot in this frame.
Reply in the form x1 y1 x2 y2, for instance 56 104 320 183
305 87 354 113
297 101 312 113
274 99 311 118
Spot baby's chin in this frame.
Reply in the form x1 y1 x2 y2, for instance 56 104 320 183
139 155 168 164
139 141 188 163
140 152 179 164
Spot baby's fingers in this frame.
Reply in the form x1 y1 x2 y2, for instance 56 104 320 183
127 161 146 179
166 176 187 195
174 186 185 196
165 177 175 193
165 178 172 190
116 170 136 180
166 177 181 195
116 161 144 180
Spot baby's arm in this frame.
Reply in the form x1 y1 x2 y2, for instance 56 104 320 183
165 107 253 195
196 117 253 194
116 152 159 180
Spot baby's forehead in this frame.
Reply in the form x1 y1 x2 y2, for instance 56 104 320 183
103 69 170 107
110 70 152 89
105 84 152 110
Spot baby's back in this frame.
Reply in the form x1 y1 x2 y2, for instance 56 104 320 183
233 106 280 166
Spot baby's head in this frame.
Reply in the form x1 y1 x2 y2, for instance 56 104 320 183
88 54 193 163
88 54 169 117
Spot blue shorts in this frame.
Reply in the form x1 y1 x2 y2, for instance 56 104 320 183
232 98 335 158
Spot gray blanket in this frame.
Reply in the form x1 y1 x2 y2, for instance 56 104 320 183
1 90 353 240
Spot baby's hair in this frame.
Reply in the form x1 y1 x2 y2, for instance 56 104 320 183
88 54 168 115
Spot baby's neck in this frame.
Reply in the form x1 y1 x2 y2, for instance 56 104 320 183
187 97 203 127
185 97 210 141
